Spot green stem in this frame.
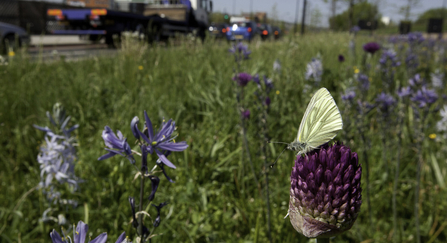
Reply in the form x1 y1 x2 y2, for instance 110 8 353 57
316 238 330 243
138 173 145 240
393 107 404 243
260 109 272 243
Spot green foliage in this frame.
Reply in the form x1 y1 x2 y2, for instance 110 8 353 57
329 2 380 31
0 33 447 243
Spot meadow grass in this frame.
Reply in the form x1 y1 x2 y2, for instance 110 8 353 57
1 32 447 242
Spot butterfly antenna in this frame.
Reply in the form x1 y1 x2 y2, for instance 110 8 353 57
268 141 289 145
270 146 288 168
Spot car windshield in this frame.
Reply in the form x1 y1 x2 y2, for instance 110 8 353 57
231 22 251 28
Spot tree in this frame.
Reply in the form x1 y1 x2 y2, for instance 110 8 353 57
415 8 447 24
329 2 380 31
399 0 420 20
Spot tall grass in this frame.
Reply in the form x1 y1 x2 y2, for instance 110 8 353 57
1 32 446 242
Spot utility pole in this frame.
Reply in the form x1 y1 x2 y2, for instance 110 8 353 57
301 0 307 35
294 0 300 34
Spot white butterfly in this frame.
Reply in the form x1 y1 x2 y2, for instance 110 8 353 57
271 88 343 167
287 87 343 155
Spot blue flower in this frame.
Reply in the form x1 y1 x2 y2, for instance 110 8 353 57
50 221 129 243
411 87 438 108
357 73 370 91
263 75 274 93
379 49 401 67
229 42 251 59
98 126 135 164
342 91 356 101
397 86 411 98
376 92 396 111
133 111 188 169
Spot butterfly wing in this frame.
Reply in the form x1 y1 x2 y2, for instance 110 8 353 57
296 88 343 149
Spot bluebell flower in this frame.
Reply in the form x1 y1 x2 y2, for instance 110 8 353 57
409 74 425 87
379 49 401 67
407 32 425 43
411 87 438 108
133 111 188 169
405 51 419 70
50 221 130 243
397 86 411 97
98 126 135 164
229 42 251 59
253 74 261 88
357 73 370 91
376 92 396 111
305 58 323 82
342 90 356 101
263 75 274 93
152 202 169 228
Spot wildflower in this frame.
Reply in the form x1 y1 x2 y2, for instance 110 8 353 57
50 221 129 243
429 134 437 139
405 52 419 70
409 74 425 87
350 26 361 33
138 66 143 70
233 73 252 87
356 73 370 91
8 51 15 57
253 74 261 88
132 111 188 169
265 97 271 106
363 42 380 54
436 105 447 132
379 49 401 67
376 92 396 111
276 90 280 95
407 32 425 43
148 175 160 201
273 59 281 73
152 202 169 228
98 126 135 164
229 42 251 59
338 55 345 62
263 75 274 93
431 70 444 88
411 87 438 108
288 143 362 238
305 58 323 82
342 91 356 101
397 86 411 98
354 69 359 74
242 110 250 119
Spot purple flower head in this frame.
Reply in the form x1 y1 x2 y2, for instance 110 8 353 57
50 220 129 243
411 87 438 108
379 49 401 67
133 111 188 169
265 96 271 106
234 72 252 87
363 42 381 54
357 73 370 91
342 90 356 102
98 126 135 164
350 25 361 33
263 75 274 93
397 86 412 98
338 54 345 62
305 58 323 82
242 109 250 119
376 92 396 111
288 143 362 238
407 32 425 43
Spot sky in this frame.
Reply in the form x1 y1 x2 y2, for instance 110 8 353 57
212 0 446 26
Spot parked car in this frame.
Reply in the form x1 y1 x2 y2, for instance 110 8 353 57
272 26 281 40
208 23 228 39
226 21 258 42
258 23 273 41
0 22 30 54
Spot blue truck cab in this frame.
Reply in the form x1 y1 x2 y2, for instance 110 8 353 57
226 21 257 41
